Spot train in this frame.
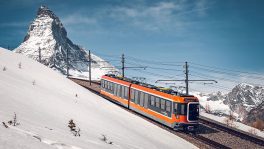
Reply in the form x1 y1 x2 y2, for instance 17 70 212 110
100 74 199 131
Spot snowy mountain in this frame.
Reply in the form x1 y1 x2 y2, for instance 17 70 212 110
225 83 264 113
0 47 196 148
196 83 264 115
195 83 264 130
14 6 117 80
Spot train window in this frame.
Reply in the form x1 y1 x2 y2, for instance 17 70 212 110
174 103 187 115
144 93 149 108
113 83 116 95
139 92 144 106
155 97 160 108
166 101 171 112
150 96 155 106
111 83 114 92
115 84 118 96
138 91 141 105
104 80 106 88
174 103 179 114
101 80 103 88
113 83 116 94
120 86 124 98
107 81 110 91
181 104 187 115
124 87 128 99
134 90 139 104
104 80 107 89
131 89 135 102
109 82 112 91
117 85 120 97
160 99 165 110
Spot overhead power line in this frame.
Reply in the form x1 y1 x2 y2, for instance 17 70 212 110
190 62 264 77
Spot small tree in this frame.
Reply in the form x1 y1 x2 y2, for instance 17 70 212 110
18 62 22 69
32 80 36 85
100 134 113 145
68 119 76 131
2 66 7 71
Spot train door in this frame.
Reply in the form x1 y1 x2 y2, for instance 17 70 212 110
143 93 149 108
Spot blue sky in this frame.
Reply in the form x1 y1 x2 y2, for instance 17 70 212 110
0 0 264 92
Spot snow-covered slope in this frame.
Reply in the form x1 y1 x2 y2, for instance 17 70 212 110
14 6 117 80
0 47 196 149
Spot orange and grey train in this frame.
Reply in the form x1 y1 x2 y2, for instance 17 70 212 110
100 74 199 131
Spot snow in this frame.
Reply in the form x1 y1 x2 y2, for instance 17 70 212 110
0 47 197 149
200 112 264 138
193 92 230 115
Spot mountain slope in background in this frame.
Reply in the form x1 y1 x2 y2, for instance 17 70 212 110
195 83 264 130
0 47 196 148
225 83 264 113
15 6 117 80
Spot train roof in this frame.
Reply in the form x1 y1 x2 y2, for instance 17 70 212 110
103 74 194 97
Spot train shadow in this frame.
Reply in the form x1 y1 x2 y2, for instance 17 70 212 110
196 124 219 135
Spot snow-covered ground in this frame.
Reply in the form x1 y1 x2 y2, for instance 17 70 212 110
0 47 197 149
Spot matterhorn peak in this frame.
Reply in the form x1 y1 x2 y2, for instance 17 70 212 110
37 5 53 17
14 6 117 79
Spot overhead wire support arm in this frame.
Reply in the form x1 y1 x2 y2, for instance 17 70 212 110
124 66 147 69
155 61 217 95
121 53 147 78
156 79 217 83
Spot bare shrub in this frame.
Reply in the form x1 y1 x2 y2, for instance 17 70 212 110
236 105 246 119
252 119 264 131
68 119 80 136
223 111 236 127
100 134 113 145
2 122 8 128
205 103 211 113
2 66 7 71
6 113 20 126
18 62 22 69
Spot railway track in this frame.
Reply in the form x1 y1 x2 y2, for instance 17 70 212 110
69 77 264 149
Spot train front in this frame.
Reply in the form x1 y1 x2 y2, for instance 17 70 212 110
172 96 199 132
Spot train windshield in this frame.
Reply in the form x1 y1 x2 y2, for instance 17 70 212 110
174 103 187 115
188 103 199 121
